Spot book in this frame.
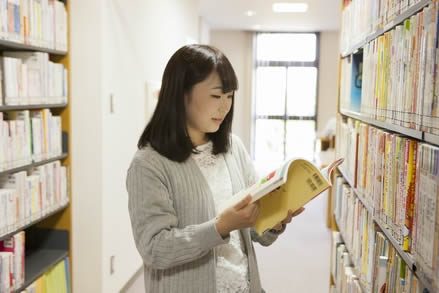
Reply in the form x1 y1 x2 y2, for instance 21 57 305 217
414 143 439 289
2 51 68 105
218 157 344 235
23 257 69 293
0 231 25 290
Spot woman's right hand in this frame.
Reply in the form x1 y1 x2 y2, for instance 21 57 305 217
215 195 259 238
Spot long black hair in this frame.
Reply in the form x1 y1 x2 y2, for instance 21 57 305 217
137 44 238 162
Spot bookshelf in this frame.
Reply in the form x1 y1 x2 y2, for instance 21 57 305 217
333 0 439 292
0 153 68 177
341 0 432 57
334 216 368 293
0 103 68 111
0 0 71 292
424 132 439 146
0 39 67 56
339 109 424 140
337 167 416 270
17 249 69 291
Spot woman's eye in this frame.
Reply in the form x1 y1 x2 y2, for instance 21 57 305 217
227 95 233 99
211 95 221 99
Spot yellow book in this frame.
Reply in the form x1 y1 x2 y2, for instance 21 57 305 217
35 275 46 293
218 157 344 235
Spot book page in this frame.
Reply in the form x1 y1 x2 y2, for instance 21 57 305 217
254 159 344 235
217 161 287 214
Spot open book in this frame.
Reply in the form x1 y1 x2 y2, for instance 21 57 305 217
218 157 345 235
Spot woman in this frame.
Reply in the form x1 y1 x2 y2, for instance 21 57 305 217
126 44 304 293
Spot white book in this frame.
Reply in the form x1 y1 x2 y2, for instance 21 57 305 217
61 165 67 204
0 252 12 292
4 51 49 105
0 0 7 39
8 111 32 163
22 0 29 44
0 171 27 228
2 57 19 105
0 190 7 235
20 63 28 105
30 112 43 160
2 189 16 232
27 174 40 220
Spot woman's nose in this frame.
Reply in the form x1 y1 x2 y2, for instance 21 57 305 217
219 97 231 113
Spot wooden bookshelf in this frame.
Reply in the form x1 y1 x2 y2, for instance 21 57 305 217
0 38 67 56
0 153 68 177
0 103 67 111
0 0 72 292
0 203 69 242
17 249 69 291
16 228 70 291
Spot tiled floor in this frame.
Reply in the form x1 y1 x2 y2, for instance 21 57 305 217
122 192 331 293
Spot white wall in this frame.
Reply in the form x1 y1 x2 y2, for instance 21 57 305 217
317 31 340 134
70 0 104 292
199 16 211 44
210 31 254 151
71 1 201 292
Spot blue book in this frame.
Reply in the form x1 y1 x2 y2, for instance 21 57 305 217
64 257 71 293
350 54 363 113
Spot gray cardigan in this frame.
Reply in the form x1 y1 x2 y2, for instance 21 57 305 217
126 135 282 293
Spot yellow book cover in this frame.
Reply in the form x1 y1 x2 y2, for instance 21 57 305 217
218 157 344 235
403 140 416 251
35 275 46 293
52 259 68 293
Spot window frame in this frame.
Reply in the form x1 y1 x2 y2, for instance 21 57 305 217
251 32 321 161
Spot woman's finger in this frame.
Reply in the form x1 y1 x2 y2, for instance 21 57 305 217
292 207 305 217
272 223 282 230
281 210 294 224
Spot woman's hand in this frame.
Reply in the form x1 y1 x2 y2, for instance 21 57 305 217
271 207 305 232
216 195 259 238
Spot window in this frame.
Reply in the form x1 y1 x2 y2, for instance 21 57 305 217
253 33 319 172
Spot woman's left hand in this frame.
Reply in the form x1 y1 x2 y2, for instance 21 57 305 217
272 207 305 231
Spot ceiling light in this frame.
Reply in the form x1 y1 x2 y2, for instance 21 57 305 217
245 10 256 17
272 3 308 13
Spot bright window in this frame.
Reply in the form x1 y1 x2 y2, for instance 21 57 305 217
253 33 319 173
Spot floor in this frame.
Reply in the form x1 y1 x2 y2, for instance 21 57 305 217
121 191 332 293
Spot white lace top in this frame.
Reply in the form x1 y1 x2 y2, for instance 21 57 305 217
191 141 250 293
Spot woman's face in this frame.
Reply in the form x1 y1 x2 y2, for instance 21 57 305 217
185 71 233 145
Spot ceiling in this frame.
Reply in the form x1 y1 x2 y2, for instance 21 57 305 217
200 0 341 32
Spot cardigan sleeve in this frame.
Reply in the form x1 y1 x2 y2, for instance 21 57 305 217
126 161 229 270
231 135 285 246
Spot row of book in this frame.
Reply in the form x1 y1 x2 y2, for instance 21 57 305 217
341 0 425 53
334 176 375 291
332 181 426 293
0 109 63 171
0 231 24 292
1 52 68 106
340 0 439 135
0 0 68 52
362 1 438 131
0 160 68 238
21 257 70 293
330 232 363 293
414 143 439 288
336 115 439 291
